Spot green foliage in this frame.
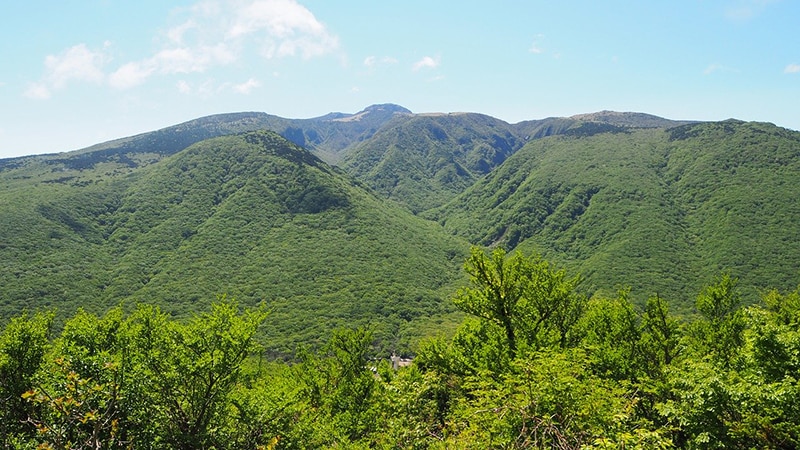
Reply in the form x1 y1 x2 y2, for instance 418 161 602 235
640 294 682 373
408 251 800 448
3 116 800 354
453 246 584 359
3 250 800 448
431 121 800 311
3 110 800 447
753 288 800 380
295 327 381 445
578 291 644 380
6 299 273 449
449 351 606 447
127 299 268 449
342 113 525 213
0 311 53 445
23 357 124 450
0 130 469 355
690 274 746 366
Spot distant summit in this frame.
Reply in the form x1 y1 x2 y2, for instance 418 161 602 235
329 103 412 123
364 103 412 114
569 110 693 128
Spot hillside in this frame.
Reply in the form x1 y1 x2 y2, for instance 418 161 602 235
1 106 687 216
0 104 411 176
0 131 469 355
429 121 800 310
341 113 525 212
569 110 695 128
2 105 800 345
339 112 693 213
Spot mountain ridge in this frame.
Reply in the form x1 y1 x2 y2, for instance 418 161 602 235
428 121 800 310
0 130 470 354
0 104 694 166
2 105 799 349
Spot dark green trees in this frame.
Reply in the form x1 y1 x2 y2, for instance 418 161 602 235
0 311 53 446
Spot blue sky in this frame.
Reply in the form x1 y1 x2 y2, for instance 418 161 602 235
1 0 798 158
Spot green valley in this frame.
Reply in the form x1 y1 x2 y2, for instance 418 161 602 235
2 104 800 448
1 105 799 342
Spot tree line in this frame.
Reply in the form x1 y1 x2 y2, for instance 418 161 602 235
2 247 799 448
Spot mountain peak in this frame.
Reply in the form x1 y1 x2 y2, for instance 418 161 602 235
330 104 412 123
362 103 412 114
569 110 691 128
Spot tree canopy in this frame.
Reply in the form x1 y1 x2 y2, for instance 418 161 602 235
4 249 800 448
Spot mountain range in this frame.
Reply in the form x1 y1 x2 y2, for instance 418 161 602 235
1 104 798 351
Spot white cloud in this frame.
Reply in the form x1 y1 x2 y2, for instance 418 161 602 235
174 77 261 95
529 33 546 54
703 63 738 75
176 79 217 96
109 43 237 90
364 55 398 67
25 43 108 99
784 63 800 74
228 0 322 38
109 61 156 89
224 0 339 58
412 55 440 71
24 82 51 100
167 19 197 45
232 78 261 94
157 43 237 73
176 80 192 94
131 0 338 80
45 44 107 87
27 0 339 96
155 47 199 73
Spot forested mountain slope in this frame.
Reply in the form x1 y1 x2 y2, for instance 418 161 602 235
2 105 799 344
2 107 800 448
341 113 525 212
0 131 468 355
0 104 411 175
340 112 691 213
430 121 800 310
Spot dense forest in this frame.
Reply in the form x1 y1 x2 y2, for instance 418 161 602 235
3 109 800 350
2 248 799 448
2 106 800 447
